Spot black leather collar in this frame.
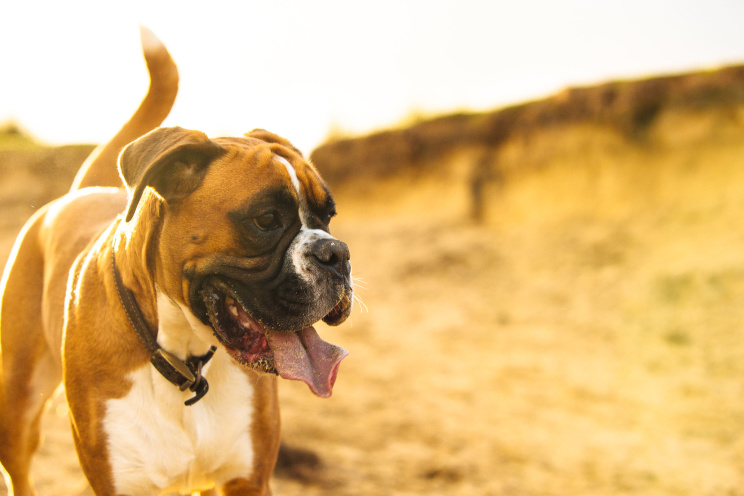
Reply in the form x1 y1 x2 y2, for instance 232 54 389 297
112 248 216 406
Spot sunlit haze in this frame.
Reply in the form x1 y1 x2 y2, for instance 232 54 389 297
1 0 743 154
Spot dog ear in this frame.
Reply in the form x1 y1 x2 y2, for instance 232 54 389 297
119 127 226 222
245 129 304 156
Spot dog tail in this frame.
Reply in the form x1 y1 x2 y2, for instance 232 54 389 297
69 26 179 191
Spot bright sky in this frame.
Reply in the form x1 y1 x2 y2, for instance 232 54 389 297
1 0 743 154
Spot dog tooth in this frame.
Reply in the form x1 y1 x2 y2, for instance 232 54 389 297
229 305 239 317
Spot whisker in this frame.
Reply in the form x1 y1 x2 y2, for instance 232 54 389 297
352 276 368 290
353 293 369 313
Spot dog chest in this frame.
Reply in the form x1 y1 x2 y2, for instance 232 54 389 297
102 353 256 495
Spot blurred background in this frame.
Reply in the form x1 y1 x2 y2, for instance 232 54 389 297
2 1 744 495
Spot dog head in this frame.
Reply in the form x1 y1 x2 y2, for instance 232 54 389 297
119 126 352 397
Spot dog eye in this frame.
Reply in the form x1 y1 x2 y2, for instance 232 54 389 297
253 212 281 231
324 210 336 226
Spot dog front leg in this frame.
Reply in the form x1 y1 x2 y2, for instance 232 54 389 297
218 477 272 496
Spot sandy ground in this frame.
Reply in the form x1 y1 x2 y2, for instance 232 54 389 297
2 120 744 495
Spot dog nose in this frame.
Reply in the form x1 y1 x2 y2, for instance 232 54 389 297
312 238 350 278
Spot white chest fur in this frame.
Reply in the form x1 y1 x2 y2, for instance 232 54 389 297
103 293 257 495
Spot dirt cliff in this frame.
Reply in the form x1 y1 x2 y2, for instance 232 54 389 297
312 64 744 184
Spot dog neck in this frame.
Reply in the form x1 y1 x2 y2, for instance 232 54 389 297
155 291 217 360
112 195 163 331
111 199 221 406
112 246 216 405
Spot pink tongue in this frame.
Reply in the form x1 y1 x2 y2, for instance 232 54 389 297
264 327 348 398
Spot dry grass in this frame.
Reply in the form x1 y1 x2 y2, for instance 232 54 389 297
2 105 744 495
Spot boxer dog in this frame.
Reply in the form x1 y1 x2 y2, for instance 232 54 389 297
0 28 352 495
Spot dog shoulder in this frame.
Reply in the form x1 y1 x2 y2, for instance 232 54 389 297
39 187 125 265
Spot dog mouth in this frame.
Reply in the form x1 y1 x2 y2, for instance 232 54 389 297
199 279 349 397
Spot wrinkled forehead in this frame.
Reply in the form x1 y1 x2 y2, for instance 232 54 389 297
212 137 335 224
